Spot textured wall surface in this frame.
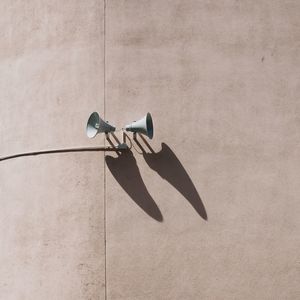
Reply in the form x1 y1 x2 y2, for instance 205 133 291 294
1 1 300 299
0 1 106 299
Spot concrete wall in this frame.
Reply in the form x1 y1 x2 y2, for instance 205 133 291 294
1 1 299 299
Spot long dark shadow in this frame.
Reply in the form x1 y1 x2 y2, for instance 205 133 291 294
105 151 163 222
143 143 207 220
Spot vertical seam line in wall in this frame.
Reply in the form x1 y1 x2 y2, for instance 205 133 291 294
103 0 107 299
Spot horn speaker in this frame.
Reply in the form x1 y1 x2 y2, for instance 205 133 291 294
86 112 116 138
125 112 153 139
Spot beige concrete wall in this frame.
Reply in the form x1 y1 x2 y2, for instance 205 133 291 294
0 1 105 299
1 1 299 299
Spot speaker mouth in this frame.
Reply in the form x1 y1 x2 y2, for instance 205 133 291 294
86 112 100 138
146 112 153 139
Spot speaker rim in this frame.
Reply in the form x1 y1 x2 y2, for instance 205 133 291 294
86 111 100 138
146 112 154 139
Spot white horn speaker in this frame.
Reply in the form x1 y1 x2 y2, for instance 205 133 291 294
125 112 154 139
86 112 116 138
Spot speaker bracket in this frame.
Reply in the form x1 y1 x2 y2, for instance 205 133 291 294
105 132 129 150
116 143 129 150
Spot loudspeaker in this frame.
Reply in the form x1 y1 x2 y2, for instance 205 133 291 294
86 112 116 138
125 112 153 139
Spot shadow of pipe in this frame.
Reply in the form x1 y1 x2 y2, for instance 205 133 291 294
143 143 207 220
105 150 163 222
